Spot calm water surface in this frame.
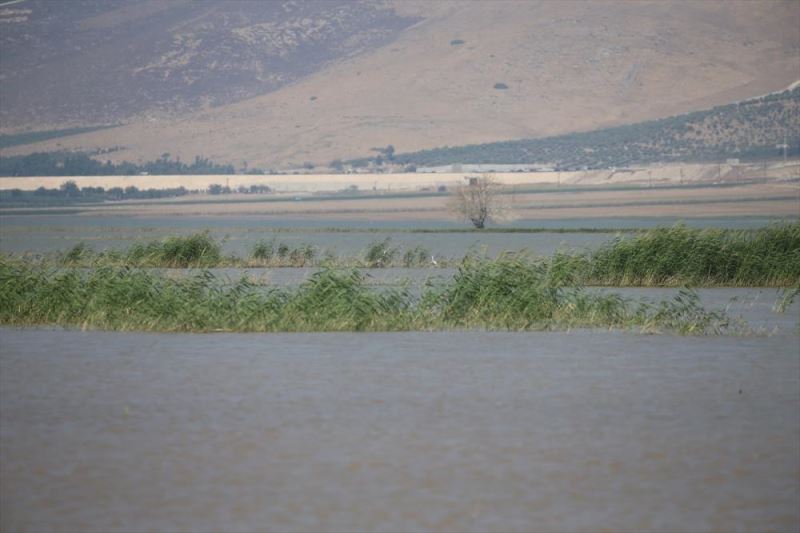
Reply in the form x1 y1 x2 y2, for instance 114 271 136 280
1 213 792 257
0 224 620 258
1 329 798 532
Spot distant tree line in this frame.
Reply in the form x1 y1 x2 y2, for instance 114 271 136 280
0 180 191 207
1 179 277 206
0 180 276 207
0 152 235 177
348 87 800 169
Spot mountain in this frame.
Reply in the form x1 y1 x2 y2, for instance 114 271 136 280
1 0 798 170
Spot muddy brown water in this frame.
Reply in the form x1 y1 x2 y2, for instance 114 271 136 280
1 329 798 532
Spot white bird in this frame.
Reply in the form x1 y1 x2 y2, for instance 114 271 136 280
431 255 438 266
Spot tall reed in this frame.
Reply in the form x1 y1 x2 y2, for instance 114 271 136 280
108 232 222 268
14 222 800 286
0 255 734 334
585 223 800 286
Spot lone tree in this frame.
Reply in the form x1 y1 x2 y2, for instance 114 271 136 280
447 174 498 229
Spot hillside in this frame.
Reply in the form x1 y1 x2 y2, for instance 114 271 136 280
0 0 419 129
1 0 798 169
379 85 800 169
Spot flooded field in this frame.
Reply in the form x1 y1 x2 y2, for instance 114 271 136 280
0 224 620 258
2 202 798 531
1 329 798 532
0 213 792 258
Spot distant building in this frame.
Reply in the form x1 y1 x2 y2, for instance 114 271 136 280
416 163 554 173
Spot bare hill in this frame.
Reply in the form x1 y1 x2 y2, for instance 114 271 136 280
0 0 419 129
1 0 798 169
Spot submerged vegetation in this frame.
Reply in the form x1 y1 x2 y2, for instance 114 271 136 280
22 222 800 286
0 222 796 333
0 255 733 334
49 234 437 269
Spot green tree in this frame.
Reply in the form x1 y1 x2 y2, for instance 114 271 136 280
60 180 80 197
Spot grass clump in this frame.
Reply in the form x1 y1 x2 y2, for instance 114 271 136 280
403 245 432 267
160 232 222 267
364 238 398 267
638 289 730 335
288 245 316 267
251 240 275 261
124 232 222 267
250 240 316 266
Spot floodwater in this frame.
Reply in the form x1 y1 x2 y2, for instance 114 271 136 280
1 329 798 532
1 213 793 257
0 213 791 230
0 227 621 259
0 214 626 258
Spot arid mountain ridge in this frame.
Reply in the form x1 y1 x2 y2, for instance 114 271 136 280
1 0 798 170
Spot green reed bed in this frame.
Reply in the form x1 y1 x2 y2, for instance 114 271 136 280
9 222 800 285
0 255 732 334
583 223 800 286
431 254 730 333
